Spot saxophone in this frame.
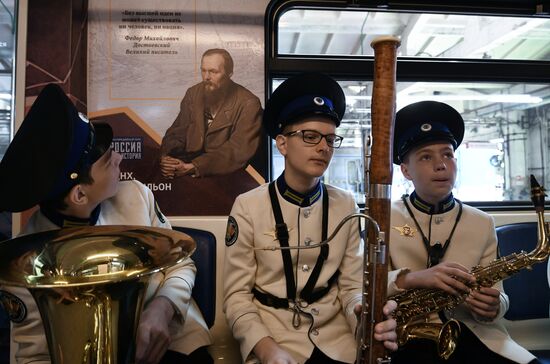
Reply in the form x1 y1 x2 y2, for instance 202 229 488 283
390 175 550 359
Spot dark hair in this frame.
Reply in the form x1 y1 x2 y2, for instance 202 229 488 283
201 48 234 75
40 165 95 211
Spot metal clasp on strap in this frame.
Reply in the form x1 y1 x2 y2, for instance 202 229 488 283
291 299 308 328
292 305 301 328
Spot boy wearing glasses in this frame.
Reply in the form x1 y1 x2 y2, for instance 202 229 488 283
223 73 397 364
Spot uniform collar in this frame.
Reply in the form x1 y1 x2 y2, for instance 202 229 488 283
40 204 101 228
409 190 455 215
276 172 322 207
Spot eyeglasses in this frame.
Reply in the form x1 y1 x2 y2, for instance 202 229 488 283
284 129 344 148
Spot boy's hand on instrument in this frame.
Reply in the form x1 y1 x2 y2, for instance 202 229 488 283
396 262 475 296
355 300 398 351
377 300 398 351
465 287 500 320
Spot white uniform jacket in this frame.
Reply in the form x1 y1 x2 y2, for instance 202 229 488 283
5 180 211 364
388 196 535 364
223 182 363 364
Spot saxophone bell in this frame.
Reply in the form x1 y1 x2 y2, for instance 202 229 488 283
398 319 461 360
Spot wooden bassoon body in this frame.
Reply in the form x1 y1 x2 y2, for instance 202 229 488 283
357 35 400 364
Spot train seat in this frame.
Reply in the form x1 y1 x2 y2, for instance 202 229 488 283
172 226 217 328
496 222 550 363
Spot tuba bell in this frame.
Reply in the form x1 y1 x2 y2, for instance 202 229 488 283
0 225 195 364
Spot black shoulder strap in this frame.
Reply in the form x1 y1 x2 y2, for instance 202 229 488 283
300 184 330 302
268 182 338 304
268 182 296 300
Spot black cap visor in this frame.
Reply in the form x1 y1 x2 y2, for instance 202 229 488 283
89 122 113 163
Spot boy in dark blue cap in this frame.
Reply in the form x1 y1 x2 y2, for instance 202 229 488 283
388 101 535 363
0 84 212 364
223 73 397 364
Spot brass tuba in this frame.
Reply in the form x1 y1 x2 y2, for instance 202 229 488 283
390 175 550 359
0 225 195 364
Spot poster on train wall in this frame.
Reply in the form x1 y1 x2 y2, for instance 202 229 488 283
88 0 268 216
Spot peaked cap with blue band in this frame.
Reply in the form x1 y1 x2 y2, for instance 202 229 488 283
393 100 464 165
263 72 346 139
0 84 113 212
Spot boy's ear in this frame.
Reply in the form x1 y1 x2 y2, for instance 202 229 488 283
275 134 287 156
400 163 413 181
66 184 88 206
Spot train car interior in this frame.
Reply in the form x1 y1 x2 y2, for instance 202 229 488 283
0 0 549 363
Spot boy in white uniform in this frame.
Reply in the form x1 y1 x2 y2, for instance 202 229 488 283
223 73 398 364
388 100 537 364
0 84 212 364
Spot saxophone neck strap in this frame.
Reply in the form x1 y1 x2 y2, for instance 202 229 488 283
401 194 463 268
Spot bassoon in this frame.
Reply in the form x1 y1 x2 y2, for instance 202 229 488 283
356 36 400 364
255 39 401 362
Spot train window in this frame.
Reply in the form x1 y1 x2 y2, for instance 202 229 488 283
271 79 549 204
0 0 16 239
269 5 550 206
0 0 15 160
278 9 550 61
